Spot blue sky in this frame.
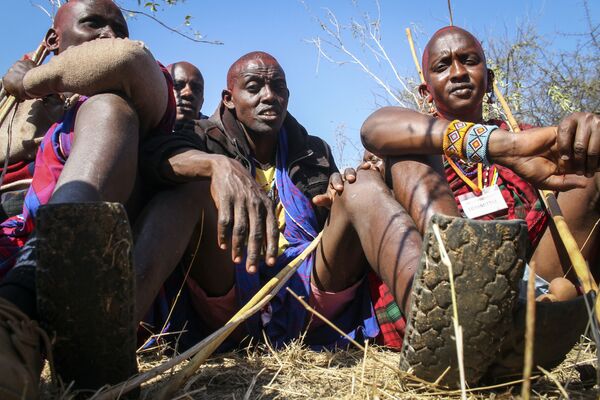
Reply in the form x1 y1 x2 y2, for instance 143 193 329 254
2 0 598 166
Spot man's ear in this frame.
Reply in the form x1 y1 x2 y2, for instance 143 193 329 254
45 28 60 54
418 83 433 103
486 69 495 93
222 89 234 110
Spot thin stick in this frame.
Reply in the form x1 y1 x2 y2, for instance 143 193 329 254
432 223 466 400
405 28 425 84
521 262 537 399
285 287 436 387
0 94 7 111
137 211 206 353
447 0 454 26
157 231 324 399
492 82 600 304
537 366 569 399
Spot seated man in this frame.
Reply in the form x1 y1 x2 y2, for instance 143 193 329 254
0 0 205 398
168 61 208 127
141 51 379 351
355 26 599 384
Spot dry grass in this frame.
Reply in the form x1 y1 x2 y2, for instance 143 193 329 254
41 335 598 399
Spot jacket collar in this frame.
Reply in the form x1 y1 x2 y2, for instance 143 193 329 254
209 102 312 164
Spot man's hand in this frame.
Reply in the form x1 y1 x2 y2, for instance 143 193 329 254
556 112 600 178
210 156 278 274
2 59 36 101
312 168 357 208
492 126 589 191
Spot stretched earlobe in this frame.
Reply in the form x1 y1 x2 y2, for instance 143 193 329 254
418 83 432 102
222 89 235 110
45 29 59 53
486 69 496 93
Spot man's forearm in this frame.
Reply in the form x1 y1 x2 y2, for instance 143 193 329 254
362 106 518 165
23 38 167 132
161 148 221 183
361 107 449 156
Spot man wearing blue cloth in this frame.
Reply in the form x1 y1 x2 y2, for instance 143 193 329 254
141 51 379 350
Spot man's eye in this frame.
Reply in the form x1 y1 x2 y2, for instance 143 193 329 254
246 85 259 93
434 64 448 72
81 18 102 28
190 83 203 92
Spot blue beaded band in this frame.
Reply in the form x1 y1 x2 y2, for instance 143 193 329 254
465 124 498 166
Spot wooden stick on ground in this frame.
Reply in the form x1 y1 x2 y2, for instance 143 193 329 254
156 231 324 400
521 261 537 400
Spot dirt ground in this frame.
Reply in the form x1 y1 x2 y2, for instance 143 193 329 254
41 335 598 399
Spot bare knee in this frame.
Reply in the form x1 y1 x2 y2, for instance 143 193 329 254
337 169 391 213
78 92 139 131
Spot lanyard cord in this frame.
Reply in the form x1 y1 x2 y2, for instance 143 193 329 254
446 157 499 196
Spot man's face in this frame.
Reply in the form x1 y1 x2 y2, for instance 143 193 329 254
172 63 205 122
224 58 289 136
49 0 128 53
422 30 488 120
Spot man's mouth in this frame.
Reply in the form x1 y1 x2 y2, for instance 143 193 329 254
177 103 194 111
449 84 474 97
258 108 281 120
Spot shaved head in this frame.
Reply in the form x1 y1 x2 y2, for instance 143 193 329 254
53 0 82 29
421 26 485 80
168 61 205 122
168 61 203 81
418 25 491 122
222 51 289 136
226 51 284 90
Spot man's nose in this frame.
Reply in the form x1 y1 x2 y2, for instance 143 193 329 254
180 84 194 98
449 59 468 80
261 85 276 102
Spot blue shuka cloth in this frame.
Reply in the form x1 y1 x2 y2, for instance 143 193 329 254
236 127 379 349
141 127 379 352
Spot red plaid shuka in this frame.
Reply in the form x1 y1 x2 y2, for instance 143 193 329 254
371 120 549 349
0 62 176 280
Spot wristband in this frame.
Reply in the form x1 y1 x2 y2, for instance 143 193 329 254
443 120 473 160
465 124 498 166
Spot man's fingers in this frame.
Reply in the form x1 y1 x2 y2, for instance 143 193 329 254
573 117 590 175
230 202 249 265
216 197 233 250
586 115 600 177
541 174 588 191
264 204 279 267
343 167 357 183
330 172 344 192
245 200 265 274
312 194 332 208
358 161 372 170
557 116 578 162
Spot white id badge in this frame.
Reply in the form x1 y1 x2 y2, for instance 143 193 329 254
457 185 508 219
